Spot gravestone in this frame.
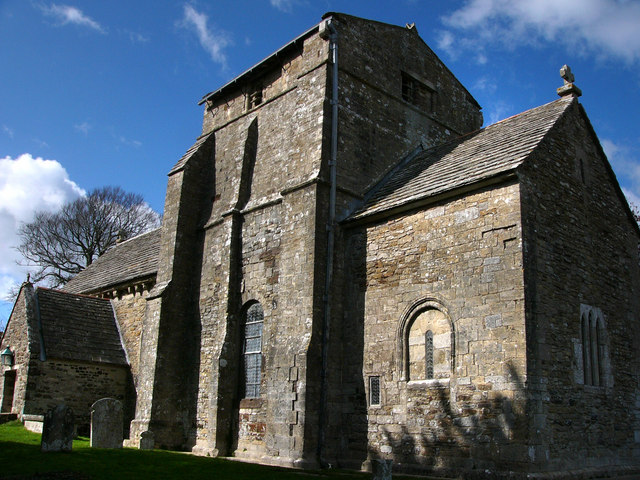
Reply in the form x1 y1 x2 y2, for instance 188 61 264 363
90 398 123 449
139 430 155 450
372 459 393 480
41 404 74 452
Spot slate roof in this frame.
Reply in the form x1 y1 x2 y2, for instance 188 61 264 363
350 97 574 221
168 132 213 175
36 288 127 365
63 228 160 294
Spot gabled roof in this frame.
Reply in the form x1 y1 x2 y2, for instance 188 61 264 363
36 288 127 366
63 228 160 295
349 96 575 222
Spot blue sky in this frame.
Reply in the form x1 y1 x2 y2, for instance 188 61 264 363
1 0 640 327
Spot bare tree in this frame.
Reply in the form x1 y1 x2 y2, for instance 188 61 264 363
17 186 161 287
632 203 640 225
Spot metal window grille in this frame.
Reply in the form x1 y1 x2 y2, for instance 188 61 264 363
402 73 416 103
425 330 434 379
244 303 263 398
370 376 381 406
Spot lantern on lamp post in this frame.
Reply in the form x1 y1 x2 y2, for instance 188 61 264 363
1 347 13 367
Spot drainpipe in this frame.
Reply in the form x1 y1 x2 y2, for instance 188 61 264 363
318 17 338 466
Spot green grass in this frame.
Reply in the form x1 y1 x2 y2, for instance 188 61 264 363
0 421 371 480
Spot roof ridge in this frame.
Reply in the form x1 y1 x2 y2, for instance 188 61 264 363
423 96 575 157
37 286 110 302
112 226 161 247
347 97 576 223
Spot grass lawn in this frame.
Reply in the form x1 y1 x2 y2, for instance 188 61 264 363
0 421 374 480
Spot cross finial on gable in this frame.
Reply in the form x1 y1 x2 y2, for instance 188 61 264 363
560 65 575 84
557 64 582 98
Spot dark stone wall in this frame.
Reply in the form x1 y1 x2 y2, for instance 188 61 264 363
518 99 640 472
331 13 483 198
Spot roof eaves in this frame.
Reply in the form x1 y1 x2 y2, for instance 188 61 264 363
198 21 322 106
346 170 519 226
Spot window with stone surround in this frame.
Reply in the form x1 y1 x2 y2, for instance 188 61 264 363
399 299 453 382
580 305 606 387
242 302 264 398
401 71 435 113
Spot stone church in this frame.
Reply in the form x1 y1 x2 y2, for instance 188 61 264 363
2 12 640 478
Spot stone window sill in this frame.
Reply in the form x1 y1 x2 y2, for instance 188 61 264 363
239 398 264 409
407 378 449 389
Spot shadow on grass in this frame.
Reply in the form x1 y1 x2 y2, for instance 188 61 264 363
0 422 382 480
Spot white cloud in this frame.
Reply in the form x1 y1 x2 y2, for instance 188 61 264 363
623 188 640 210
127 31 149 43
2 125 14 139
118 136 142 148
436 31 456 58
601 138 640 206
179 5 231 68
32 138 50 149
74 121 91 135
40 4 106 34
436 29 489 66
473 76 498 95
481 100 514 125
270 0 298 13
0 154 84 303
441 0 640 63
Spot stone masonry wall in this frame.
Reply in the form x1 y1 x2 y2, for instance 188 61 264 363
0 285 34 417
111 289 149 386
129 132 215 449
192 14 485 467
518 100 640 472
340 182 529 474
192 27 329 466
24 358 129 435
333 14 483 198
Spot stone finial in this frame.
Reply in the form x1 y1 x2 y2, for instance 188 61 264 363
557 64 582 98
560 64 574 84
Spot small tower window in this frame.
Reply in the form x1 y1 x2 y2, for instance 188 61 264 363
401 72 416 103
369 376 381 406
401 71 436 113
246 84 263 110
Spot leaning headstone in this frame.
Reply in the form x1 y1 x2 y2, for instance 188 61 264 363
139 430 155 450
372 459 393 480
90 398 123 449
41 404 75 452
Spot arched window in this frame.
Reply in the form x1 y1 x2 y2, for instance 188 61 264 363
243 303 264 398
399 299 453 382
